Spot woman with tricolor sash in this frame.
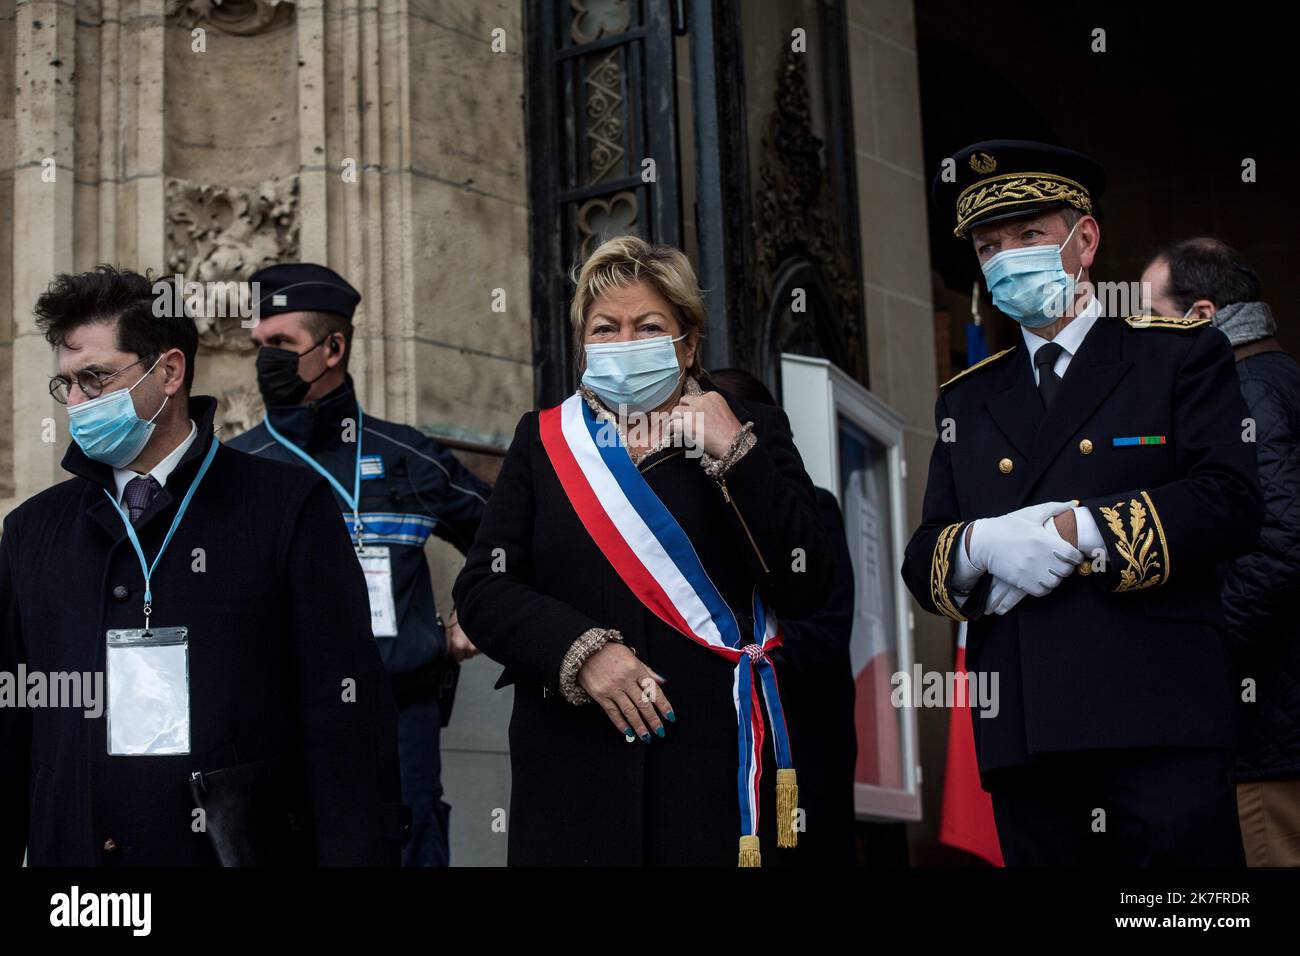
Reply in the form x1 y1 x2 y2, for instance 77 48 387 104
454 237 832 866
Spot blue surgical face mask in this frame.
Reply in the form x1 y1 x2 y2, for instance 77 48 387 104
67 355 169 468
581 333 687 413
980 219 1083 328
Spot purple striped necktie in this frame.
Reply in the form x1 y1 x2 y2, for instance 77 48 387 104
122 475 160 524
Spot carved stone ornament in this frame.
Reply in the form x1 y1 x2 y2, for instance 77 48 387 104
164 175 300 351
216 384 265 439
753 45 862 376
166 0 294 35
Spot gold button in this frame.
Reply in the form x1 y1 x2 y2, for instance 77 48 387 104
998 458 1013 475
1079 439 1094 455
1078 561 1092 576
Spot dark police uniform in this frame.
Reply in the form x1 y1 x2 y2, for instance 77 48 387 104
0 397 404 865
901 141 1264 864
229 266 490 867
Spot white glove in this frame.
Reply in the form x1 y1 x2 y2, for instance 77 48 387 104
985 577 1028 615
966 501 1084 597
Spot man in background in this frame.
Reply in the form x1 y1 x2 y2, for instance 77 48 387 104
1142 239 1300 865
230 263 490 867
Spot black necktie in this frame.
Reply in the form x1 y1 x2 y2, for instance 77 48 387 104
122 475 160 525
1034 342 1065 408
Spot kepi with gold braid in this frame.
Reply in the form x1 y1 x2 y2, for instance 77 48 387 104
933 140 1107 238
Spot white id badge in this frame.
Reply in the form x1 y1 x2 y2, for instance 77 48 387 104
356 545 398 637
106 626 191 756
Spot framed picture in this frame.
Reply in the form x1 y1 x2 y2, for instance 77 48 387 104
780 354 920 822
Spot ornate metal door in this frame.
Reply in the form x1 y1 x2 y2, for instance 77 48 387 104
525 0 684 406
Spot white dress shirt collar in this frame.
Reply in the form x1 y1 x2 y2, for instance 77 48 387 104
113 420 198 504
1020 294 1102 379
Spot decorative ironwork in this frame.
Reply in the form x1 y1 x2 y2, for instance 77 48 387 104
569 0 631 44
576 191 639 260
584 50 625 185
753 44 862 378
525 0 681 406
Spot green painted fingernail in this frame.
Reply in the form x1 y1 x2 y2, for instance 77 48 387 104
655 726 665 738
640 733 652 743
666 711 676 722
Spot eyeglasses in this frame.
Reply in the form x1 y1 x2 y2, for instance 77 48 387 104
49 354 157 405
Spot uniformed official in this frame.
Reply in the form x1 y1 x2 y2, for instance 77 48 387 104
902 141 1263 865
228 263 490 867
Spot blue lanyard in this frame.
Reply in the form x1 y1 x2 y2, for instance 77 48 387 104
103 436 220 628
261 406 365 539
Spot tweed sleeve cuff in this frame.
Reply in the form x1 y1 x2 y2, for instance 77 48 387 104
702 422 756 479
558 627 625 705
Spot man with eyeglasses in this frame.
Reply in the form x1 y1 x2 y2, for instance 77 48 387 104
0 265 406 866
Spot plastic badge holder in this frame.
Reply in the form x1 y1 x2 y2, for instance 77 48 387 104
356 545 399 637
106 626 191 756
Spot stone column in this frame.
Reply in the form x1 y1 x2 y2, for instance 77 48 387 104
9 1 78 507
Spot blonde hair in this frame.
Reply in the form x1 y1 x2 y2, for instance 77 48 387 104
569 236 707 376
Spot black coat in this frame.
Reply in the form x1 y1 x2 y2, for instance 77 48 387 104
1221 346 1300 780
773 488 857 865
452 384 832 865
902 316 1263 779
0 396 403 866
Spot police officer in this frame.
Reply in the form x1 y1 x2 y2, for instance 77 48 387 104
902 141 1263 865
229 263 490 867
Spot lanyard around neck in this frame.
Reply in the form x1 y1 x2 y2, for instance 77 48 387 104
261 405 365 535
104 436 220 629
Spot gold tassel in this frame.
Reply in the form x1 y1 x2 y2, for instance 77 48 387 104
738 834 761 867
776 768 799 848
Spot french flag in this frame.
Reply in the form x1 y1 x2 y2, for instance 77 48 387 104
938 622 1003 866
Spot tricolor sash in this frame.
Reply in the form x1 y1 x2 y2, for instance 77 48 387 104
539 392 798 866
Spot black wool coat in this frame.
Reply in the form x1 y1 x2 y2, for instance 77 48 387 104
772 488 858 865
0 396 403 866
1220 346 1300 780
902 316 1263 781
453 383 832 865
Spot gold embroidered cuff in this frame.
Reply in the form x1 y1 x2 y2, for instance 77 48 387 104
558 627 625 705
1095 491 1169 592
930 522 970 621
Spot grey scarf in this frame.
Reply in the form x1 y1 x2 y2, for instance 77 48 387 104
1212 301 1277 346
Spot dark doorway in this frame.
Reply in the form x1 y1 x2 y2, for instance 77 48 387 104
917 0 1300 357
